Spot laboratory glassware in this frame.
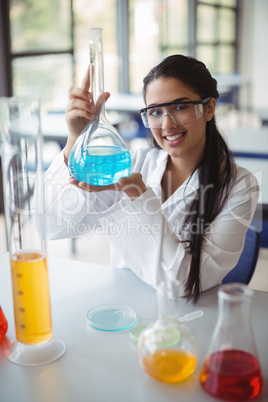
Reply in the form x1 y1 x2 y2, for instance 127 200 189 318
130 310 203 345
137 280 199 383
86 304 136 331
0 97 66 366
200 283 264 400
68 27 131 185
0 305 8 340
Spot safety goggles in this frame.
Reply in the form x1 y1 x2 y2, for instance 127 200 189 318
140 97 211 129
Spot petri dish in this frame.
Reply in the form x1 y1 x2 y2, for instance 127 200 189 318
86 304 136 331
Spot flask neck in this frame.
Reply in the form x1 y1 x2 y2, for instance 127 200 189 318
157 280 181 321
89 28 105 105
217 284 253 324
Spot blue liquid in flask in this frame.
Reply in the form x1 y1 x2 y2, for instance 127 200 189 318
69 145 131 186
68 28 132 186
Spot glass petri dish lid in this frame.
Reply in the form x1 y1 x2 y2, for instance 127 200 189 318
86 304 136 331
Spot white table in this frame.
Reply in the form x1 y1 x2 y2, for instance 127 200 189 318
0 252 267 402
226 127 268 158
41 111 125 147
106 93 145 113
225 127 268 206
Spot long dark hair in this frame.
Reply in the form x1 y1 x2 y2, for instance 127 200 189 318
143 54 237 303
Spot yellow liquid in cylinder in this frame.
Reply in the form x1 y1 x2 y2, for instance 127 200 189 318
142 349 197 383
10 252 53 345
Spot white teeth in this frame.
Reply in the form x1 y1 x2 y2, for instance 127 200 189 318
166 133 184 141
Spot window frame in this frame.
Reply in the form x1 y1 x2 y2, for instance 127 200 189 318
0 0 239 98
195 0 238 73
0 0 75 97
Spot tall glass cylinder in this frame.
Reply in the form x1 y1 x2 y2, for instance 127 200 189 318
0 97 65 366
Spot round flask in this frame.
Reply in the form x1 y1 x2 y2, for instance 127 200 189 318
68 28 131 185
200 283 264 401
137 280 199 383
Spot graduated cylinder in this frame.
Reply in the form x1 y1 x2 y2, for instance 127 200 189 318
0 98 52 345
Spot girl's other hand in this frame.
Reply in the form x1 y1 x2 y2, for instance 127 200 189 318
69 172 147 201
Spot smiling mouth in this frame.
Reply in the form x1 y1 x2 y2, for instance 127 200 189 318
165 133 186 141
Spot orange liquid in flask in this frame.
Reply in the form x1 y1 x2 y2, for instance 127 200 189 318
142 349 197 383
10 252 53 344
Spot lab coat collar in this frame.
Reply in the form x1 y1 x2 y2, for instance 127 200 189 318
146 149 200 206
146 150 167 200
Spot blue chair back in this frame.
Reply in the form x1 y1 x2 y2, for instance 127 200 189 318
222 225 260 284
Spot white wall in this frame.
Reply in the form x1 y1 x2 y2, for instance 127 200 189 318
239 0 268 111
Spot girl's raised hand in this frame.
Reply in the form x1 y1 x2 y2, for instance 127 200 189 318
64 67 110 161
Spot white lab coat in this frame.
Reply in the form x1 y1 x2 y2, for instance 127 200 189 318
40 146 259 295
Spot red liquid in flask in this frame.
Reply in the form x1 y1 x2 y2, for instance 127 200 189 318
0 306 8 340
200 349 263 401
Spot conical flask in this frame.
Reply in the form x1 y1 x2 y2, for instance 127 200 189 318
200 283 264 400
137 280 199 383
68 28 131 186
0 305 8 340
